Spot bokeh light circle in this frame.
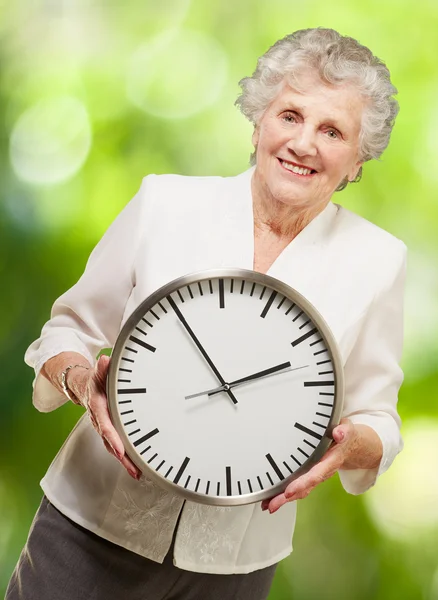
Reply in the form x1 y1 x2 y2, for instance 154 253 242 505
9 96 92 185
126 29 228 119
364 419 438 542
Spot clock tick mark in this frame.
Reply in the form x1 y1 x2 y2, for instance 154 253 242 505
291 328 318 347
277 296 286 310
150 309 160 321
291 454 302 467
257 476 264 490
173 457 190 484
120 409 134 415
129 336 156 353
266 472 274 485
292 310 304 322
165 466 173 478
247 479 253 493
208 279 213 294
266 453 285 480
285 302 296 315
304 381 334 387
206 481 210 495
318 402 334 407
184 476 191 489
283 461 294 474
121 357 135 363
133 428 159 448
240 280 245 294
177 289 185 303
250 282 256 297
304 439 317 450
298 447 310 459
158 301 168 314
147 453 158 464
187 285 194 299
259 285 267 300
135 326 147 336
140 445 151 456
226 467 232 496
299 319 311 330
260 290 277 318
118 400 132 405
294 422 323 441
123 419 137 426
156 460 165 472
219 278 225 309
195 478 201 492
118 388 146 394
314 349 328 356
198 281 204 296
141 318 153 328
128 428 141 437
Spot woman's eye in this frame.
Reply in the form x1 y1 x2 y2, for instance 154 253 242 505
282 113 296 123
327 129 338 139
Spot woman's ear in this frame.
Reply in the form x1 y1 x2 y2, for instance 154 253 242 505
348 160 363 182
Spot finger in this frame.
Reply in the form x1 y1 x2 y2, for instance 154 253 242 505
88 389 125 459
284 450 344 500
102 439 141 480
94 354 111 391
332 418 354 445
265 493 289 514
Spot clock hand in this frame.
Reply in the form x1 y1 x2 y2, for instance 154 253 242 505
167 295 238 405
184 363 309 399
209 362 309 396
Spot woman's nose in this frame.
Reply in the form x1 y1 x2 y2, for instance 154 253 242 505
287 126 317 157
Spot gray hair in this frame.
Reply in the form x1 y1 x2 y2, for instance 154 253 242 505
235 28 399 191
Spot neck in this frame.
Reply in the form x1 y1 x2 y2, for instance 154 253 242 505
251 172 329 240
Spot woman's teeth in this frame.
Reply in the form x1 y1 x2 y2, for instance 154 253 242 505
280 160 314 175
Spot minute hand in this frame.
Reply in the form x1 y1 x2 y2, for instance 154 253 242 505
167 295 238 405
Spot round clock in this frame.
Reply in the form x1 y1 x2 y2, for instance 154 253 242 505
107 269 344 506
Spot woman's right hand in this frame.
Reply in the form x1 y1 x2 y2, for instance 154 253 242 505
67 354 142 480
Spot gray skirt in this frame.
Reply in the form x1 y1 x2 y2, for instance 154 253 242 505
6 496 277 600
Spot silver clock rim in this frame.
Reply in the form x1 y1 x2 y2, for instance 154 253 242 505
107 268 345 507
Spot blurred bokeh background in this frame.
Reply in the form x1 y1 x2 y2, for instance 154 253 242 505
1 0 437 598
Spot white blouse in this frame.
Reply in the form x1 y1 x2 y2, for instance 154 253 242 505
25 167 407 575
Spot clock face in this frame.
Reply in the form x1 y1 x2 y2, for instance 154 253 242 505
107 269 344 506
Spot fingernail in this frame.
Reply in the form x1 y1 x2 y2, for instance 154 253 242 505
128 469 138 479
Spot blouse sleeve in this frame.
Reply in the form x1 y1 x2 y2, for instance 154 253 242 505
337 242 408 495
24 176 150 413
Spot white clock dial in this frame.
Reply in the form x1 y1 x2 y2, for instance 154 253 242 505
107 269 344 506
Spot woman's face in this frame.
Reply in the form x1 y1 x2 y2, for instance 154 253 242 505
252 71 365 212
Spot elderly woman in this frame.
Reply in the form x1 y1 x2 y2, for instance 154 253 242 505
7 28 406 600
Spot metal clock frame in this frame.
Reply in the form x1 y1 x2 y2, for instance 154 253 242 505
107 268 345 506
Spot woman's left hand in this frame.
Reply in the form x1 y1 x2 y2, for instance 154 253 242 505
261 418 382 514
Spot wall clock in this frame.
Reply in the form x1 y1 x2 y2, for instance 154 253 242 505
107 269 344 506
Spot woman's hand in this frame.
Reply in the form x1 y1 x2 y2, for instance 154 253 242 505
67 355 142 480
261 418 383 514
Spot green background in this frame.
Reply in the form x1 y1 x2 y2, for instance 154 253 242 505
1 1 438 598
